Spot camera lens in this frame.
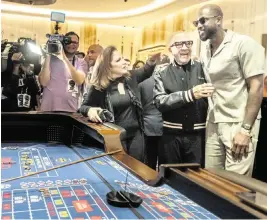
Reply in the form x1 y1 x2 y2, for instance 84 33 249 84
47 43 59 54
63 36 72 45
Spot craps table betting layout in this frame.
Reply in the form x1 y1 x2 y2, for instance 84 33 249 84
1 143 219 220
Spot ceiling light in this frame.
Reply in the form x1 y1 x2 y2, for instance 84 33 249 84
0 0 176 19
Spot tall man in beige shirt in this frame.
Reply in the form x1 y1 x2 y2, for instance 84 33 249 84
195 4 265 176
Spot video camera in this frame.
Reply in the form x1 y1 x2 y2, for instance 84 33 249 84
45 12 71 54
1 38 39 63
1 38 41 73
46 34 71 54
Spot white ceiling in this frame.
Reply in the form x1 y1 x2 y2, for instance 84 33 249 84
1 0 210 27
41 0 156 12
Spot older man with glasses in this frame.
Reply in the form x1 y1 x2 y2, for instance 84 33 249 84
195 4 265 176
153 32 214 166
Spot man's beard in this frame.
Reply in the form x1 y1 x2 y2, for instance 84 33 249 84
64 49 76 57
199 28 217 41
88 59 96 67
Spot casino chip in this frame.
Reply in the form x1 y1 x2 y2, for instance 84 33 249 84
28 182 36 187
46 181 53 187
56 180 63 186
21 184 29 189
72 179 79 185
80 178 87 184
46 180 53 185
29 183 37 188
64 179 71 185
47 183 53 187
37 181 45 185
55 180 63 186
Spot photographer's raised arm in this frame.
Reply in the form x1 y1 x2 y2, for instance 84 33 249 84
11 53 23 75
12 64 20 75
38 55 51 87
63 56 85 85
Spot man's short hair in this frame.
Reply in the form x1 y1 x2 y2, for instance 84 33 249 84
65 31 80 41
88 44 104 52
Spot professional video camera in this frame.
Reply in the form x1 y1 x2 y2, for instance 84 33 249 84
46 34 71 54
1 38 42 73
45 11 71 54
2 38 39 63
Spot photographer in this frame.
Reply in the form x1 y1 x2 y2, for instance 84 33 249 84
1 52 40 112
39 31 88 112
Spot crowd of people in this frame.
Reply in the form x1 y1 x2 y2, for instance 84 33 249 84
1 4 266 180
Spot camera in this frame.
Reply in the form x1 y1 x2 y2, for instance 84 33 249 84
45 11 70 54
1 38 41 73
1 38 38 63
45 34 72 54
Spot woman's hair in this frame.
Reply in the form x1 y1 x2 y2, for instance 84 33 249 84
90 45 130 90
132 60 145 70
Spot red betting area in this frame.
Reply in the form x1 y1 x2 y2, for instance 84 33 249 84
1 158 13 169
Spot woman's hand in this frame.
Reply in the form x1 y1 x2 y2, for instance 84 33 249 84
87 107 103 123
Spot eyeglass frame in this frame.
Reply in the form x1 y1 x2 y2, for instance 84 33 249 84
170 41 194 48
70 41 79 45
192 16 219 27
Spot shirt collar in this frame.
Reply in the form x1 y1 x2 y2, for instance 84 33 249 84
171 57 194 67
206 29 235 49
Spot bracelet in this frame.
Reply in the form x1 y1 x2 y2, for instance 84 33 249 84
240 127 252 137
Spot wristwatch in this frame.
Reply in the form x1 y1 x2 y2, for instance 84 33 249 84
240 127 251 137
242 123 252 131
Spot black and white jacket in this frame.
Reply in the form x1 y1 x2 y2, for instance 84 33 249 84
153 59 208 134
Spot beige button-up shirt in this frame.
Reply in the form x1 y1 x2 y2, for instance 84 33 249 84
201 30 265 123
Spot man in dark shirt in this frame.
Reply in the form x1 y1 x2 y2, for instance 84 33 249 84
139 71 163 170
138 57 170 170
153 33 214 166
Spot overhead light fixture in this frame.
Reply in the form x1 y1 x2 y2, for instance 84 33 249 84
3 0 56 5
0 0 176 19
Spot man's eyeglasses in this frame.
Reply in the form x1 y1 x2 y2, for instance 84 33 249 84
192 16 218 27
70 41 79 45
170 41 193 48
